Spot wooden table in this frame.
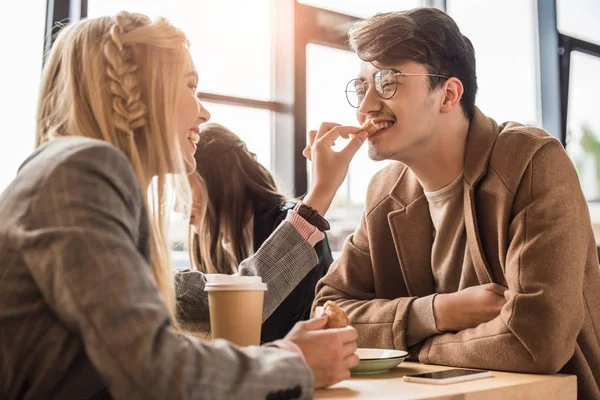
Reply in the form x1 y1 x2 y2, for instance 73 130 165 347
314 362 576 400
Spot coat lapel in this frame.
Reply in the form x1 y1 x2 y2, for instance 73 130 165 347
387 167 435 297
464 186 493 284
384 108 500 291
463 108 500 284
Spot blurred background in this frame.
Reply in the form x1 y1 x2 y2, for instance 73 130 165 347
1 0 598 266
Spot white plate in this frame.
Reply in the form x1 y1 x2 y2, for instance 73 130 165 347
351 348 409 374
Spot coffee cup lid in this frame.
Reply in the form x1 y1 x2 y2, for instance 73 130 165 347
204 274 267 291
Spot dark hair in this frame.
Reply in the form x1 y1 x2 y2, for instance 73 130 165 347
190 123 286 274
348 7 477 119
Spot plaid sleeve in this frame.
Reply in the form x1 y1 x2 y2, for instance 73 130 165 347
176 221 319 325
174 269 210 332
239 221 319 321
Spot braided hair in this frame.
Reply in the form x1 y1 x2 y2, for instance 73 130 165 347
36 11 192 322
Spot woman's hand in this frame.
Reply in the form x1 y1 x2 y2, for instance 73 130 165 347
285 316 359 389
302 123 367 216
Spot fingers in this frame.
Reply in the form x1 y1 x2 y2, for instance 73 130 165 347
344 352 360 369
330 325 359 344
488 288 507 314
342 341 358 358
302 145 312 161
340 131 367 161
331 368 352 385
303 130 318 161
317 126 363 145
298 315 329 331
307 129 318 147
317 368 351 389
484 283 508 296
316 122 342 141
493 294 507 308
305 123 364 163
308 124 361 147
308 324 359 389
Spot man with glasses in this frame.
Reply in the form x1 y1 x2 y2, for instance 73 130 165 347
313 8 600 399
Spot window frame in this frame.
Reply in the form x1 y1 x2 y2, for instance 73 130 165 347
538 0 600 146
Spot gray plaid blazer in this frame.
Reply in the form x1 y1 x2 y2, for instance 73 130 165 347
0 137 317 400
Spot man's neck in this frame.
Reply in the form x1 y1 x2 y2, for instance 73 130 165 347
401 117 470 192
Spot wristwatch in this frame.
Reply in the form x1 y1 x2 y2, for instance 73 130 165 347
294 201 331 232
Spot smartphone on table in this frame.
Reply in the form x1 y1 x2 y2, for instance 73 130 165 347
403 368 492 385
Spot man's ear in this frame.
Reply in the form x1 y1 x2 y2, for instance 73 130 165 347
439 77 464 114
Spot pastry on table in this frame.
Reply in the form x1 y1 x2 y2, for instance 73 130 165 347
314 301 350 329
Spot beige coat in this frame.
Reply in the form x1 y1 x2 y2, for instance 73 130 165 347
314 108 600 399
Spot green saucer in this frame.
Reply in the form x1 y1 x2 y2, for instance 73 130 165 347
350 348 409 375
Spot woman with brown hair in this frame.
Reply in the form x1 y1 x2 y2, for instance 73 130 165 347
188 123 333 342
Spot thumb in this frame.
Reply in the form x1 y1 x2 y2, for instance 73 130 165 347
341 131 367 161
300 315 329 331
302 145 312 161
485 283 507 296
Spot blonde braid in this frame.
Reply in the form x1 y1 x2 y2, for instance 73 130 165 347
103 13 179 322
103 13 147 139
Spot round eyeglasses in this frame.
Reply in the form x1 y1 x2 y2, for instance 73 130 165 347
345 69 449 108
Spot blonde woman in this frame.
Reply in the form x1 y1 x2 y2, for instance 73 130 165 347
0 12 367 400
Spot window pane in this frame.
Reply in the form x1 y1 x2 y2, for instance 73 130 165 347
306 44 391 253
447 0 539 125
299 0 424 18
88 0 272 100
565 52 600 200
557 0 600 46
199 102 272 170
0 1 46 192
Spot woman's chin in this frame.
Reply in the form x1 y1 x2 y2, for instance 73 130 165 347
183 156 197 175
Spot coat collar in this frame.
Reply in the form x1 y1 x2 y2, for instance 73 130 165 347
386 107 500 290
463 107 499 187
388 107 499 207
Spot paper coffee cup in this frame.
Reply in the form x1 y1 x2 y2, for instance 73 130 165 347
204 275 268 347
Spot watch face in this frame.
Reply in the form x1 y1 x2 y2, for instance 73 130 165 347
298 204 312 217
296 202 329 231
